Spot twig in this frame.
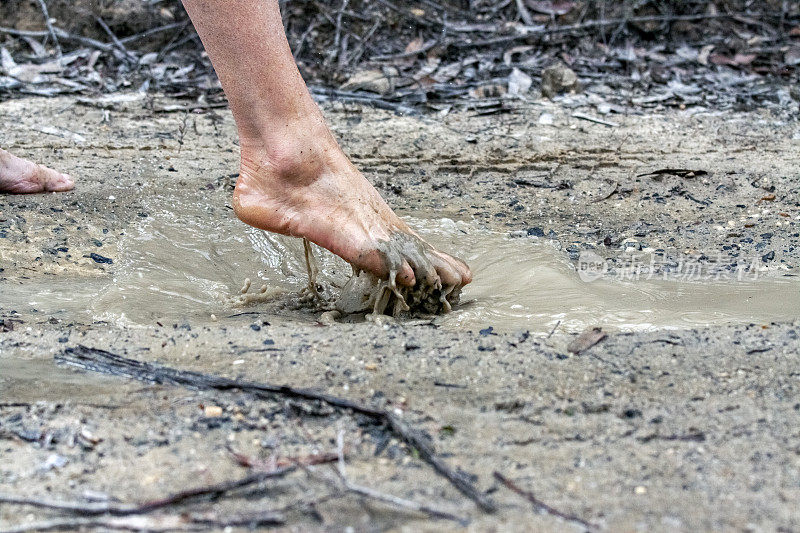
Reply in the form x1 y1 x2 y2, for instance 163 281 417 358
0 511 284 533
329 0 349 68
0 26 113 52
546 320 561 339
493 472 598 530
56 346 496 513
345 19 381 66
299 430 468 524
453 12 772 48
0 466 295 516
572 112 619 127
94 16 136 63
0 428 41 443
514 0 535 26
370 39 438 61
314 467 468 524
292 18 319 59
118 21 191 45
34 0 61 57
310 86 418 115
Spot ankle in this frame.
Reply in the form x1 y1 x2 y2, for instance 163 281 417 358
238 115 341 182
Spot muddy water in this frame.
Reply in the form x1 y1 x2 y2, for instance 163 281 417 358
3 201 799 333
418 220 800 333
3 200 317 326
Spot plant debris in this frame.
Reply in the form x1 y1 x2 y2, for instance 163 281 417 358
0 1 797 113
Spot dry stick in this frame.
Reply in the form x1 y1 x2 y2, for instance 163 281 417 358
94 16 136 63
0 26 113 52
292 18 319 59
330 0 349 67
309 86 418 115
345 19 381 67
493 472 598 530
0 518 107 533
370 39 438 61
571 112 619 128
119 21 191 46
0 466 296 516
307 465 467 524
300 431 468 524
0 511 284 533
514 0 535 26
545 320 561 340
55 346 496 513
302 238 321 300
454 11 775 47
34 0 61 57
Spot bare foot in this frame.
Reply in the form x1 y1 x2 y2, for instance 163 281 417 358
0 148 74 194
232 119 471 291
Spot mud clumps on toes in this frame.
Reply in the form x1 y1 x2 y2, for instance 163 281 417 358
332 232 465 319
334 270 461 318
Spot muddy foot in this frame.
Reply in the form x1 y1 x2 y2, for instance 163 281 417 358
0 148 74 194
231 122 471 296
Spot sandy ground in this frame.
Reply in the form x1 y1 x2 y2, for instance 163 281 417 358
1 95 800 532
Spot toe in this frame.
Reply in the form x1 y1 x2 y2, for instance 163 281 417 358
411 256 439 287
431 253 463 289
395 260 416 287
453 256 472 285
40 166 74 192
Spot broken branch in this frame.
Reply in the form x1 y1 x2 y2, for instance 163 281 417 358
56 345 496 513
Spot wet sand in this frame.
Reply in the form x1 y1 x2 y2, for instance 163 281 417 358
2 95 800 531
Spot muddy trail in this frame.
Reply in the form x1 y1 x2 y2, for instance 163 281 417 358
1 95 800 531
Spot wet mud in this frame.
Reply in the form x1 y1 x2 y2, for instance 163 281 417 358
2 95 800 531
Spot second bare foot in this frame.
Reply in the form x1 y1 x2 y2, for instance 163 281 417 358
0 148 74 194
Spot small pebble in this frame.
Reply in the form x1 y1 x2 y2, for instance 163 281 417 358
204 405 223 417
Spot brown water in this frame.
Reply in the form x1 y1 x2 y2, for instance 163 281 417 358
422 219 800 333
3 200 799 333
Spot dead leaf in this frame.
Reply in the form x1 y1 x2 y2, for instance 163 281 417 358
567 327 607 354
340 69 392 94
784 47 800 66
757 193 776 204
21 36 47 58
503 45 534 66
710 53 757 67
697 44 715 66
507 67 532 96
405 37 424 55
431 61 462 83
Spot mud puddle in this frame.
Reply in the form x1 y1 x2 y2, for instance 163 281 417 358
2 198 317 326
423 220 800 333
3 198 799 333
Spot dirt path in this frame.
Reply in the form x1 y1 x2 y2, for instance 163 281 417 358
1 95 799 531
